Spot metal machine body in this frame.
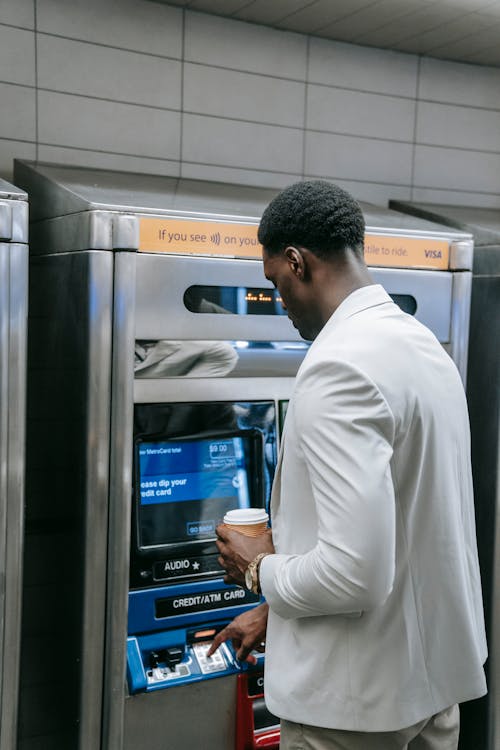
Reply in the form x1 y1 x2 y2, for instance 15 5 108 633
0 179 28 750
391 200 500 750
14 160 474 750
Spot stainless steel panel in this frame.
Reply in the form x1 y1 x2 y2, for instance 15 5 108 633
10 202 29 244
26 211 138 255
450 239 474 271
136 256 454 345
370 267 453 343
1 243 28 750
13 160 275 221
492 424 500 750
78 252 114 750
103 252 136 750
0 181 28 243
0 203 12 241
0 245 9 746
135 253 301 342
134 376 297 405
449 272 472 385
123 675 237 750
390 201 500 249
20 251 113 750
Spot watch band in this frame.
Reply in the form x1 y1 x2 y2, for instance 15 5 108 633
246 552 270 595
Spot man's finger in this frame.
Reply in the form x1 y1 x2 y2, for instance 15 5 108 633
206 629 228 657
215 523 229 541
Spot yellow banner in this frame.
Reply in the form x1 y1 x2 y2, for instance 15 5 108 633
139 218 450 270
139 218 262 258
364 234 449 270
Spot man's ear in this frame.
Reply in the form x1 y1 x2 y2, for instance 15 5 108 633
284 246 306 280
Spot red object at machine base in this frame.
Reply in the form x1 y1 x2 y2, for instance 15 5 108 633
235 673 280 750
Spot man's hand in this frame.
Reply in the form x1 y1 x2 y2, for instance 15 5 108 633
216 524 275 587
206 603 269 663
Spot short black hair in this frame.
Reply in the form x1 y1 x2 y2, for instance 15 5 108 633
258 180 365 259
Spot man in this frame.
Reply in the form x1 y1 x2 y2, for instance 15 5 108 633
208 181 487 749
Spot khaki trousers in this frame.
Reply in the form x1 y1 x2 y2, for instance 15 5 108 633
280 704 460 750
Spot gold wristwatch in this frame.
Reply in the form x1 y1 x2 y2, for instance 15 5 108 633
245 552 269 595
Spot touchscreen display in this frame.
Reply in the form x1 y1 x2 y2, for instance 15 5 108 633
137 435 254 548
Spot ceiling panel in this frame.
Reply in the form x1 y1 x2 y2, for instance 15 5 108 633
188 0 249 11
351 5 463 46
149 0 500 66
274 0 371 34
234 0 311 24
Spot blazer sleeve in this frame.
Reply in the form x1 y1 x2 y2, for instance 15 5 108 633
260 359 396 620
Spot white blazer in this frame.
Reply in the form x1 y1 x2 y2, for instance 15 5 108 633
260 284 487 732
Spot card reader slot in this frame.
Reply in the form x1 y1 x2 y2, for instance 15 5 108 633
149 645 185 672
187 623 227 645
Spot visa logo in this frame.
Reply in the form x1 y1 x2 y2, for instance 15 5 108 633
424 250 442 258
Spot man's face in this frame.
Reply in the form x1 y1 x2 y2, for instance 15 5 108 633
262 247 319 341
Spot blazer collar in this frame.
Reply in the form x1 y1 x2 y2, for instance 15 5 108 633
310 283 393 350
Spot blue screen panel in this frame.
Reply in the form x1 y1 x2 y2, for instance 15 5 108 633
137 436 252 548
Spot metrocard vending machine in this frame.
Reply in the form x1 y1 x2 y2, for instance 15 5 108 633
14 160 474 750
126 401 281 749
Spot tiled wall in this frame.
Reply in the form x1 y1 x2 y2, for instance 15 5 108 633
1 0 500 207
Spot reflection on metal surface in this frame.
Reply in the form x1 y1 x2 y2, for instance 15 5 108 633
135 340 239 378
134 341 309 379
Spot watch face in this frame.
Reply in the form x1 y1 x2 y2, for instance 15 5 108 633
245 568 253 590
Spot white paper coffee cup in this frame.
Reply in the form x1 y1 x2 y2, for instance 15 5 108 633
223 508 269 537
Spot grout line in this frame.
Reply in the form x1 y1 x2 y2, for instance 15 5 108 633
0 21 34 32
410 55 422 202
179 10 186 174
0 80 36 90
34 29 183 64
301 34 310 180
34 0 38 162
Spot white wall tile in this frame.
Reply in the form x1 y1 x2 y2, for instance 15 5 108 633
0 0 34 29
419 57 500 109
37 145 181 177
308 38 418 97
38 35 181 109
0 25 35 86
0 83 36 140
38 91 181 159
414 145 500 193
184 63 305 128
181 162 300 189
417 101 500 152
307 85 415 141
0 138 36 180
305 131 413 185
36 0 183 58
411 186 500 209
183 113 303 173
184 11 307 80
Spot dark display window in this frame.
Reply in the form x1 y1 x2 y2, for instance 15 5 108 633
183 285 286 316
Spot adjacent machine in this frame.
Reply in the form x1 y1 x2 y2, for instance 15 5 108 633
0 178 28 750
14 160 477 750
390 200 500 750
